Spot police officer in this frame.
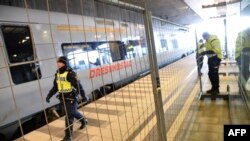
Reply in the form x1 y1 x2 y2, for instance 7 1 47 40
126 42 134 58
46 56 87 141
235 27 250 81
196 39 205 75
200 32 222 94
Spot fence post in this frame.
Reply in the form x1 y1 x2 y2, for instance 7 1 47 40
143 10 167 141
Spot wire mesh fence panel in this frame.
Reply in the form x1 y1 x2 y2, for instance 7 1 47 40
0 0 200 141
149 17 198 141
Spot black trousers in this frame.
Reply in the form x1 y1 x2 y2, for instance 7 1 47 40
63 100 84 137
208 57 221 90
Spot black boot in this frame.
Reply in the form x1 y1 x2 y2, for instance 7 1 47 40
207 88 219 95
211 89 219 95
206 88 213 93
62 136 72 141
79 118 88 129
64 126 73 141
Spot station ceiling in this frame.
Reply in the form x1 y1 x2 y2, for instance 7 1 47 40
121 0 249 26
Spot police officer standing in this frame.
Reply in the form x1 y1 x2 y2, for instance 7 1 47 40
46 56 87 141
200 32 222 94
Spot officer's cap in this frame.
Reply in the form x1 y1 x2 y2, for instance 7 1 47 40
57 56 68 65
202 32 210 40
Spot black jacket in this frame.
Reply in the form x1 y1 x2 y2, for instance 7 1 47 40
47 66 85 100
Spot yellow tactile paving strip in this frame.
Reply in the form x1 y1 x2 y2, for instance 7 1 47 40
15 54 202 141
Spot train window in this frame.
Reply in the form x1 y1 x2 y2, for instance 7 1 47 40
0 0 25 7
26 0 47 11
129 40 140 46
1 25 41 84
125 40 145 58
1 26 34 63
109 42 123 61
125 41 135 59
160 39 168 49
62 43 93 71
140 37 147 48
139 37 148 55
62 41 126 71
171 39 178 49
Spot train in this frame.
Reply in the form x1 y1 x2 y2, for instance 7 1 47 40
0 3 196 141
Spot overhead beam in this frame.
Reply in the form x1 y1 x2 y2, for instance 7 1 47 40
202 0 241 8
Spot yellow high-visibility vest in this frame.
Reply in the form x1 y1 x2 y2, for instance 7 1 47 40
235 31 250 59
198 43 205 54
204 35 222 59
126 45 134 52
56 71 73 93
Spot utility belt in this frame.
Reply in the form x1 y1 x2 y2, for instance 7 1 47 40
57 91 76 102
58 88 72 93
196 54 204 59
208 55 221 67
207 54 217 58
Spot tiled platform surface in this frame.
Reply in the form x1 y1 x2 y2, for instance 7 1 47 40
16 54 200 141
182 58 250 141
16 56 250 141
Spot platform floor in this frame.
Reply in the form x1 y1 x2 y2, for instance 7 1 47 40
182 58 250 141
15 55 250 141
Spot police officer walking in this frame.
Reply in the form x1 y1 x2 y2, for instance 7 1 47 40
46 56 87 141
200 32 222 94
